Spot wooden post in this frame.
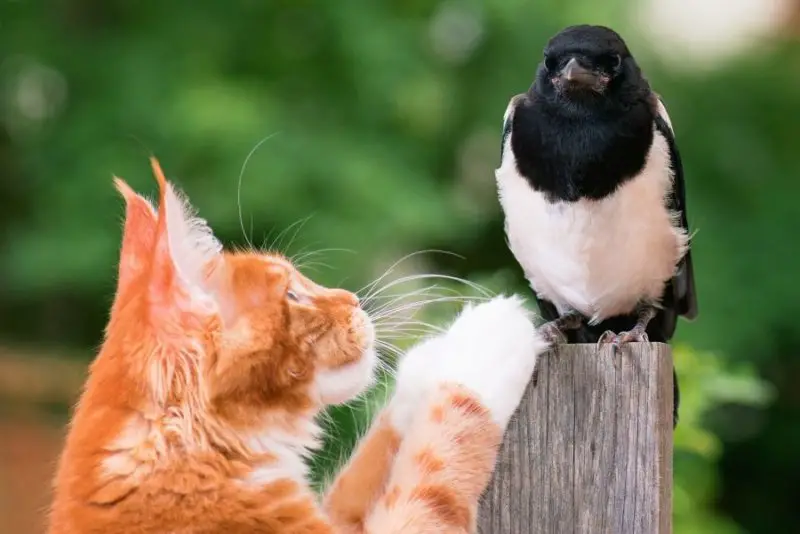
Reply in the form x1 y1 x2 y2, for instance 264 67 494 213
478 343 673 534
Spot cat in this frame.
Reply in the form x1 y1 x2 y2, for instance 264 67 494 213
47 157 550 533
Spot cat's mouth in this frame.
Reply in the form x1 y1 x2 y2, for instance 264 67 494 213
314 309 377 405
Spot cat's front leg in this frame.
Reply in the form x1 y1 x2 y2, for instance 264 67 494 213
321 412 400 534
322 335 451 533
364 296 550 534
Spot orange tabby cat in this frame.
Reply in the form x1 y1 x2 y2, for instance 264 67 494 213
47 158 549 533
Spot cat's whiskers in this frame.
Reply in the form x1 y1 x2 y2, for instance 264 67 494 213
374 329 437 339
356 249 463 302
288 241 322 262
374 326 442 341
236 132 279 250
361 279 439 306
288 247 358 278
291 247 355 266
365 282 483 317
374 340 404 361
363 286 446 317
282 215 317 254
262 214 316 253
295 260 334 274
373 317 446 330
370 295 486 324
364 273 493 304
316 408 336 428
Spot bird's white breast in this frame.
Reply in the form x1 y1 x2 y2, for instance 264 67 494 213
496 131 688 323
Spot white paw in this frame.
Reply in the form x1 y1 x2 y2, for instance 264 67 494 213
389 295 549 433
433 295 548 430
389 334 448 433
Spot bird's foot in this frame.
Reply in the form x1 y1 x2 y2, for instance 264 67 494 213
596 304 657 353
538 312 583 346
540 321 567 345
596 328 649 353
597 330 617 346
615 328 650 346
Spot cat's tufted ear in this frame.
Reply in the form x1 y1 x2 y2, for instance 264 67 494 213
147 157 223 328
113 177 158 300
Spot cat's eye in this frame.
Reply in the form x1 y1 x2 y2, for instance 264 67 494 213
287 289 300 302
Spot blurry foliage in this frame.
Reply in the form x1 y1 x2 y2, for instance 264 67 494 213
1 1 799 533
673 345 774 534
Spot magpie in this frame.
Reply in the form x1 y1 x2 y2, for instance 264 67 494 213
496 25 697 427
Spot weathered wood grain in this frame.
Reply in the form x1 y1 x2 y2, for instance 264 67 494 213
478 343 673 534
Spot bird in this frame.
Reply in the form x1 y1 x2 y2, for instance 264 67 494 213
495 24 697 427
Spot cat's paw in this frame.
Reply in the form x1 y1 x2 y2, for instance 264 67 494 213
389 295 549 433
389 334 448 434
432 295 548 430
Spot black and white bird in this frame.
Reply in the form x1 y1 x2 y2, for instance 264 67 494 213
496 25 697 426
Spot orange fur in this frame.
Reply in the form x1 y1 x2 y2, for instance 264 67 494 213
365 385 503 534
47 159 517 533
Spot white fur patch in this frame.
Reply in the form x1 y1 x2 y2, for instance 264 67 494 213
102 420 147 479
391 296 547 432
431 296 545 429
389 335 450 433
100 415 165 485
239 419 320 488
103 414 320 491
496 130 688 323
316 346 377 405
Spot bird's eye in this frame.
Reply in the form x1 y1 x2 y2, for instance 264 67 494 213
596 53 622 73
544 55 556 71
287 289 300 302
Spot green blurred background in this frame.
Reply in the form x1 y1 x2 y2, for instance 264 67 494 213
1 0 798 532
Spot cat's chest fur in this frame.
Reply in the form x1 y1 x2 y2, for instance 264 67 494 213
496 130 687 323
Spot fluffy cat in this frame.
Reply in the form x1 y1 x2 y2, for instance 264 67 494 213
47 158 550 533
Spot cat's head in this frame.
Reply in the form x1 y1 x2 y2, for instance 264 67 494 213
102 158 376 429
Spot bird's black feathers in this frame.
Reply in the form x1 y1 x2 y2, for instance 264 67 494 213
654 103 698 321
544 25 632 62
508 93 654 202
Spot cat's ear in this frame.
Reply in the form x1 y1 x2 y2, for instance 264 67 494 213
147 157 223 324
113 177 157 297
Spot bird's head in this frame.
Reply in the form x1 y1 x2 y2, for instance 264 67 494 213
533 25 648 111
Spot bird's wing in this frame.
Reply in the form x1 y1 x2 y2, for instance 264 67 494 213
500 93 527 164
652 94 698 320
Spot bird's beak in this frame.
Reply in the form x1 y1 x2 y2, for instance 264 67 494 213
559 58 599 86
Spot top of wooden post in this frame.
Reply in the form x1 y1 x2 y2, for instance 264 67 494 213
478 342 674 534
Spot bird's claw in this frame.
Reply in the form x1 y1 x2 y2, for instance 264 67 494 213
617 330 649 345
596 329 648 353
540 321 567 346
597 330 617 346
